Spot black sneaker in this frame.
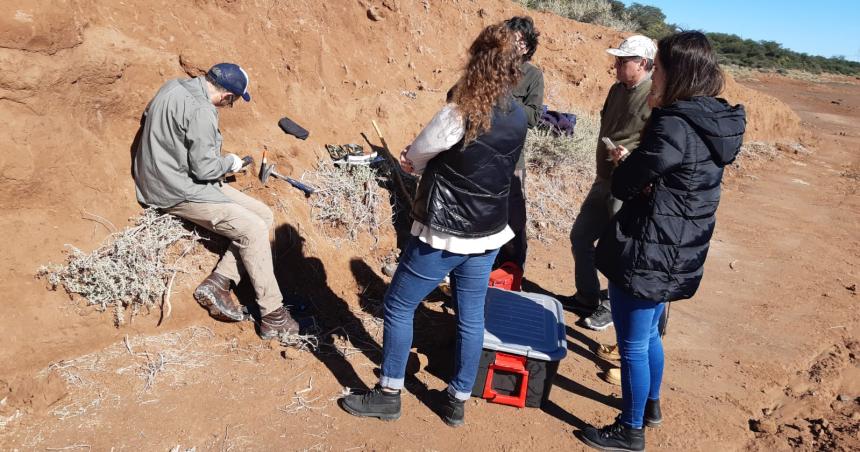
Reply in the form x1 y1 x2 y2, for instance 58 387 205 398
341 385 401 421
563 293 600 315
584 302 613 331
644 398 662 428
442 392 465 427
578 418 645 451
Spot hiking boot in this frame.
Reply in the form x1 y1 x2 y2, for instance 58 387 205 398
601 367 621 386
442 391 465 427
193 273 244 322
258 306 300 340
645 399 662 428
563 292 600 315
341 385 401 421
597 343 621 361
578 418 645 451
382 262 398 277
584 301 613 331
438 274 452 297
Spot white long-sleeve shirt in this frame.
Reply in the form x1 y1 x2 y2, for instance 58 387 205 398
406 104 514 254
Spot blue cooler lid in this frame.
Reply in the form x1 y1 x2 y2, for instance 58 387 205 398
482 288 567 361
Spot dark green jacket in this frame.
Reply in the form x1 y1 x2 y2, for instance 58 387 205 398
596 78 652 180
513 62 544 169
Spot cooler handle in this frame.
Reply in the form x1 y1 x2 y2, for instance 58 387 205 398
482 352 529 408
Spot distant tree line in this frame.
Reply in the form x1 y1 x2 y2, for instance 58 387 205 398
517 0 860 75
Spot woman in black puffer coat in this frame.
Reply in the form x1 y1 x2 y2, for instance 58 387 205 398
577 31 746 452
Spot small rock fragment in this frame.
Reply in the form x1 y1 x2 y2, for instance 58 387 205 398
750 418 777 434
367 7 383 21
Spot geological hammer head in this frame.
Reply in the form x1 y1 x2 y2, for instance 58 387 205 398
259 163 275 185
259 149 274 184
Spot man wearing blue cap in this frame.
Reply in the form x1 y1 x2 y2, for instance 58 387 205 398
133 63 299 339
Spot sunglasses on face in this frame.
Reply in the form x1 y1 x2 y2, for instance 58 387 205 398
615 56 641 65
225 94 237 107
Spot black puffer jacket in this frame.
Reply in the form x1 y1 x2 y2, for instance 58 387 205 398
595 96 746 302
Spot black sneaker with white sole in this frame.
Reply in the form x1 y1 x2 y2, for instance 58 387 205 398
584 302 613 331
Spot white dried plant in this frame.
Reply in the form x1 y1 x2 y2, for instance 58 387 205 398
525 117 598 241
37 209 200 326
729 141 780 175
305 159 387 243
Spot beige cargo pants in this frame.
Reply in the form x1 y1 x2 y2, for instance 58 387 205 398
167 184 282 315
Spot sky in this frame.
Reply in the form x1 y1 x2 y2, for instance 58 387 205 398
621 0 860 62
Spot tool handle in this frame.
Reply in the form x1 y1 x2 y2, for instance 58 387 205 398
372 120 384 139
370 120 414 205
285 177 316 196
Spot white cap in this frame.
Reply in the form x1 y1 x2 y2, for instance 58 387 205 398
606 35 657 60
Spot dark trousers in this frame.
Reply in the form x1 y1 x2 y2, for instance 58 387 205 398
570 178 618 303
496 168 527 268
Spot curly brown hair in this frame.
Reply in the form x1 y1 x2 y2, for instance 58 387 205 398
450 23 523 143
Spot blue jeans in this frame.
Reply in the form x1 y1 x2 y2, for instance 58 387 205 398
609 282 666 429
380 237 499 400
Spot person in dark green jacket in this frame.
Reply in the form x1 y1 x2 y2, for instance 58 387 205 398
496 15 545 270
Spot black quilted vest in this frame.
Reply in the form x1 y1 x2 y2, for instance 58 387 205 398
411 102 527 238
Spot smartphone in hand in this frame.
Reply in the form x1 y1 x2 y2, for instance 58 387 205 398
602 137 616 150
603 137 630 162
603 137 617 161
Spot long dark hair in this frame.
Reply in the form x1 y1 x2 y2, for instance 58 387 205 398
505 16 540 62
450 23 522 143
657 31 724 107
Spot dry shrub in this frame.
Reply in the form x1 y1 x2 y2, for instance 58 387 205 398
304 159 387 244
37 209 199 326
42 327 219 420
740 141 780 160
525 114 599 242
723 64 839 83
516 0 638 31
733 141 813 174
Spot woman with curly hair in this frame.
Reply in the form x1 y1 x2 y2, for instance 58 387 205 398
340 22 527 427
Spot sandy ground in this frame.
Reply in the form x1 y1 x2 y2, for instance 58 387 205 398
0 1 857 451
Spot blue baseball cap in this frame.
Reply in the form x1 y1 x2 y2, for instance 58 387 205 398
207 63 251 102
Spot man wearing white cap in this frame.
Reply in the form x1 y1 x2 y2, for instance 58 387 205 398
133 62 299 339
569 35 657 331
